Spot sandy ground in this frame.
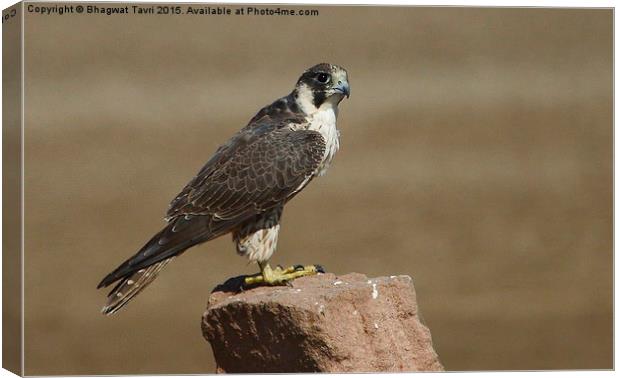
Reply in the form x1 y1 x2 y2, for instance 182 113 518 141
19 6 611 374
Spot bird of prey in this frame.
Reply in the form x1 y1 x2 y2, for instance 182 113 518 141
97 63 350 315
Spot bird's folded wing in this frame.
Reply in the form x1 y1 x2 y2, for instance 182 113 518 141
98 127 327 289
166 127 326 222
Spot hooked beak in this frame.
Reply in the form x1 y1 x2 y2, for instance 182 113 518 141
334 80 351 98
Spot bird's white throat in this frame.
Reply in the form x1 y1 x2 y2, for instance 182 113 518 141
308 102 340 176
294 83 341 176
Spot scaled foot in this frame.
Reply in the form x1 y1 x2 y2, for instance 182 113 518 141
244 264 325 287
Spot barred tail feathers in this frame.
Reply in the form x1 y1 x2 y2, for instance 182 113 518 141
101 257 175 315
98 215 244 315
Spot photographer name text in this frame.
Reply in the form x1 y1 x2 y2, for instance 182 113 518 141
26 4 319 17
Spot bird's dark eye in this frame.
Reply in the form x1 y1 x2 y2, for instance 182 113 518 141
316 73 331 84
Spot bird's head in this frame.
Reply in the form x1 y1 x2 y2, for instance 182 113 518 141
292 63 350 115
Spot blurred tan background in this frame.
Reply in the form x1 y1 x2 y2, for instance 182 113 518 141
21 5 611 374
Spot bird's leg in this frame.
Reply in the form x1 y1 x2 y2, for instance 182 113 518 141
244 261 324 286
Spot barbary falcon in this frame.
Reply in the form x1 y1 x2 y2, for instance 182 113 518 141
97 63 350 315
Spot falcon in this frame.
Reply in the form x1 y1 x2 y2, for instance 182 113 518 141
97 63 350 315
